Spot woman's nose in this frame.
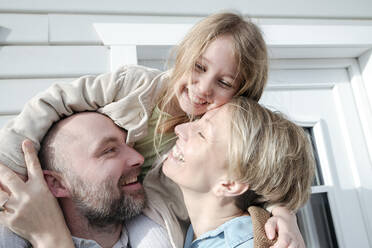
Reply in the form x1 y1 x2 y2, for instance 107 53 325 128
174 123 189 141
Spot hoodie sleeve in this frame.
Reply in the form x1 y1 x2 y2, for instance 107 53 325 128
0 65 160 175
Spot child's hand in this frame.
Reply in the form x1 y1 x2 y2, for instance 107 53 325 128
265 206 305 248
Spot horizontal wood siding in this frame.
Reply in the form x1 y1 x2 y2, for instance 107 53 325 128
0 46 109 78
0 78 75 113
0 14 48 44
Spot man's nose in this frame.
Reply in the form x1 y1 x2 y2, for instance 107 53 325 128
125 146 144 168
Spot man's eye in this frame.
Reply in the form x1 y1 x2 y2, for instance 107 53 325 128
198 132 206 139
103 147 116 155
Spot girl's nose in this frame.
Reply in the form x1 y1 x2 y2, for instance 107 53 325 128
195 75 213 97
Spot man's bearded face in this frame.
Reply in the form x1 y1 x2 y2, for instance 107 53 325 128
68 172 145 228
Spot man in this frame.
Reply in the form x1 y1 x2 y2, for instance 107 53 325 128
0 112 172 248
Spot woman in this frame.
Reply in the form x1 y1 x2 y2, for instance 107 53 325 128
162 97 315 247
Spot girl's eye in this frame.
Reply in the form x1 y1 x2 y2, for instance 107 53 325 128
218 80 233 88
195 63 206 72
198 131 206 139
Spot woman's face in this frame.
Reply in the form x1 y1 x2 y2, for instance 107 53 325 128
163 105 230 193
175 35 239 116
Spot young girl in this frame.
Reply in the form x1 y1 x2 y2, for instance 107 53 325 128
0 12 303 247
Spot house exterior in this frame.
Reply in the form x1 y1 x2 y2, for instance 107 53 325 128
1 1 371 247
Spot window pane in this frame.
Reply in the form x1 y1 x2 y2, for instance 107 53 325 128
297 193 339 248
303 127 324 186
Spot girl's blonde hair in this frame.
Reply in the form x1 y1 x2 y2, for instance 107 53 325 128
227 97 315 211
155 11 268 151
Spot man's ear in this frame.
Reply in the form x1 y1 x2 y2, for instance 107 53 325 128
213 180 249 197
43 170 71 198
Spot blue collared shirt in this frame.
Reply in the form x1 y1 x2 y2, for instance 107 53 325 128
184 216 254 248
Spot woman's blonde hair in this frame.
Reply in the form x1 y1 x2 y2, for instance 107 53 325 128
227 97 315 211
155 11 268 152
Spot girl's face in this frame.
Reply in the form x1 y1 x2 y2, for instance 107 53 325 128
175 35 239 116
162 105 230 193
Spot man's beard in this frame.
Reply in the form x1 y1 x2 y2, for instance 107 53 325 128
68 173 146 229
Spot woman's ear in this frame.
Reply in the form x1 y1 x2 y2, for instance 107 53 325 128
43 170 71 198
214 180 249 197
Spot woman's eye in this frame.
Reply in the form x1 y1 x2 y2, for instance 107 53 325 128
195 63 206 72
198 132 206 139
